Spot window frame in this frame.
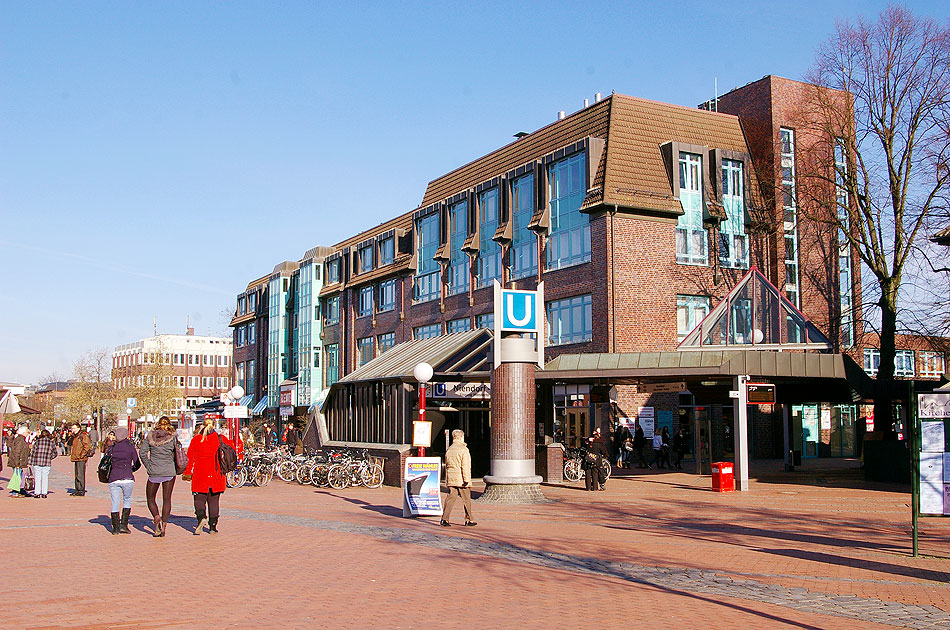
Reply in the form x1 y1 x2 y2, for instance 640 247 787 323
546 294 593 346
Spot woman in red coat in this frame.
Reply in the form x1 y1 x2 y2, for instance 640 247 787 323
183 418 232 535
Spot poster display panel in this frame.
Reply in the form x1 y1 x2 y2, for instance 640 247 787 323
403 457 443 517
920 452 945 515
922 421 945 453
639 407 655 439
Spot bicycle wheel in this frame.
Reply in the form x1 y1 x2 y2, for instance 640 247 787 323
360 463 384 488
327 464 348 490
276 461 297 483
309 463 328 487
256 466 274 487
227 467 246 488
601 459 612 480
295 463 312 485
563 459 581 482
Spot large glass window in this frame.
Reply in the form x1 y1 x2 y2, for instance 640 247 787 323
864 348 916 378
546 294 593 346
447 318 471 333
325 296 340 324
719 159 748 269
413 323 442 340
864 349 880 375
325 345 339 387
510 173 537 279
357 337 375 367
359 244 374 273
379 236 395 266
326 259 341 284
921 352 946 378
475 313 494 330
378 279 396 312
547 152 590 270
676 295 711 339
447 200 470 296
781 128 800 308
676 152 707 265
358 286 373 317
477 188 501 287
378 332 396 354
895 350 916 378
414 213 441 302
835 139 854 348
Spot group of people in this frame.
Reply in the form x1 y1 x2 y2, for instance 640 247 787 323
5 416 235 536
612 422 689 470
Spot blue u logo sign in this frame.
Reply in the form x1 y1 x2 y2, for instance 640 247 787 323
502 291 535 330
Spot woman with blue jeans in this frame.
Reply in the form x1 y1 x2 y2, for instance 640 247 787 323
106 426 140 535
28 428 57 498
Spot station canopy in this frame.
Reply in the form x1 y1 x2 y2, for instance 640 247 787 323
678 267 831 351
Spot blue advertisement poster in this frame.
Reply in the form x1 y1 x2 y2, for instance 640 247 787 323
404 457 443 516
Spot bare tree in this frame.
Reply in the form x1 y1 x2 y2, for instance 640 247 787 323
796 6 950 432
65 348 113 433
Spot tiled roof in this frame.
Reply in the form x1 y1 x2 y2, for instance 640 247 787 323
422 99 611 207
420 93 762 218
329 213 414 253
932 226 950 245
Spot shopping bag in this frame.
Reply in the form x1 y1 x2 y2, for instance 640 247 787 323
7 469 21 492
22 468 34 492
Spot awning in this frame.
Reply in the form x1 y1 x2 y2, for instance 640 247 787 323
252 398 268 415
337 329 491 385
539 349 878 403
238 395 254 407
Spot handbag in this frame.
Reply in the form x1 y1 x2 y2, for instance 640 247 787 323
7 468 21 492
97 449 113 483
22 467 34 492
173 439 188 475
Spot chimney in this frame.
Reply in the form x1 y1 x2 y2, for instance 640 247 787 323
583 98 589 108
186 327 195 336
594 92 602 103
557 110 566 120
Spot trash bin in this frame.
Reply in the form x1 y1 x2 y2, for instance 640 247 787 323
711 461 734 492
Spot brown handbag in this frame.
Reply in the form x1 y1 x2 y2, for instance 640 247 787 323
173 440 188 475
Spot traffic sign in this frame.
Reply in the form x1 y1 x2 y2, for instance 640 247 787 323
126 398 137 408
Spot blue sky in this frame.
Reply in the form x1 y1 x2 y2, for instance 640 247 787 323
1 1 947 384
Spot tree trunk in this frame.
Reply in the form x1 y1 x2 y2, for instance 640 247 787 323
874 284 899 439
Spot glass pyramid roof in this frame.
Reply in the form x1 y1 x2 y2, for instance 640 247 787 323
677 267 832 351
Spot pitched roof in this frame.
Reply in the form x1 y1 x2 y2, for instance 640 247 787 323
336 329 491 385
420 93 762 216
932 226 950 246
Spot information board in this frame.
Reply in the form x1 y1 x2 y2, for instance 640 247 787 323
917 394 950 517
403 457 443 517
638 407 655 439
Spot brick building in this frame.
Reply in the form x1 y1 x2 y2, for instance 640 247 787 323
237 75 947 467
112 329 233 418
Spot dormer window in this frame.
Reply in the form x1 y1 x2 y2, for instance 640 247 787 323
447 200 470 296
676 152 707 265
326 259 341 284
719 159 748 269
414 212 441 302
359 243 374 273
477 188 501 287
379 236 395 266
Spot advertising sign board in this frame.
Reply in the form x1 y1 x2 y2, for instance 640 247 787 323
493 280 545 368
224 405 249 419
403 457 443 516
432 382 491 400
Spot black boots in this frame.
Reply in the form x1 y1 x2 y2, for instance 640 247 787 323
119 508 131 534
111 512 121 535
194 509 208 536
208 517 218 534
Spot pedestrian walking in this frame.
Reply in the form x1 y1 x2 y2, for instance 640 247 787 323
7 426 31 498
102 430 116 453
581 429 609 491
659 426 672 469
440 429 476 527
28 429 57 498
106 426 140 535
88 425 99 454
652 431 664 468
183 417 232 535
139 416 178 537
69 423 94 497
633 422 649 468
672 427 688 469
613 422 631 467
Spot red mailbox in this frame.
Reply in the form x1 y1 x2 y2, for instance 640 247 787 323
711 462 735 492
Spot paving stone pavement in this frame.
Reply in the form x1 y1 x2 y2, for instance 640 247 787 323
1 458 948 630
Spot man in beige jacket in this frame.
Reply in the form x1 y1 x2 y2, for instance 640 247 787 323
441 429 476 527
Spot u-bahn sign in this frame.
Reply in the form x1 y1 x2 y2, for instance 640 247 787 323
493 281 545 369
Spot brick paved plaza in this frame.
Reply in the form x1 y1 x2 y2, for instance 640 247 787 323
2 457 948 630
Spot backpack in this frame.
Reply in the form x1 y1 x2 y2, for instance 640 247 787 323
216 434 238 474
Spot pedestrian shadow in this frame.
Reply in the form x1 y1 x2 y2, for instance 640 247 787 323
336 495 403 517
87 514 184 534
757 547 950 581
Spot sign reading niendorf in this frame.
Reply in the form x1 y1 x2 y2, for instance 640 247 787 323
431 382 491 400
